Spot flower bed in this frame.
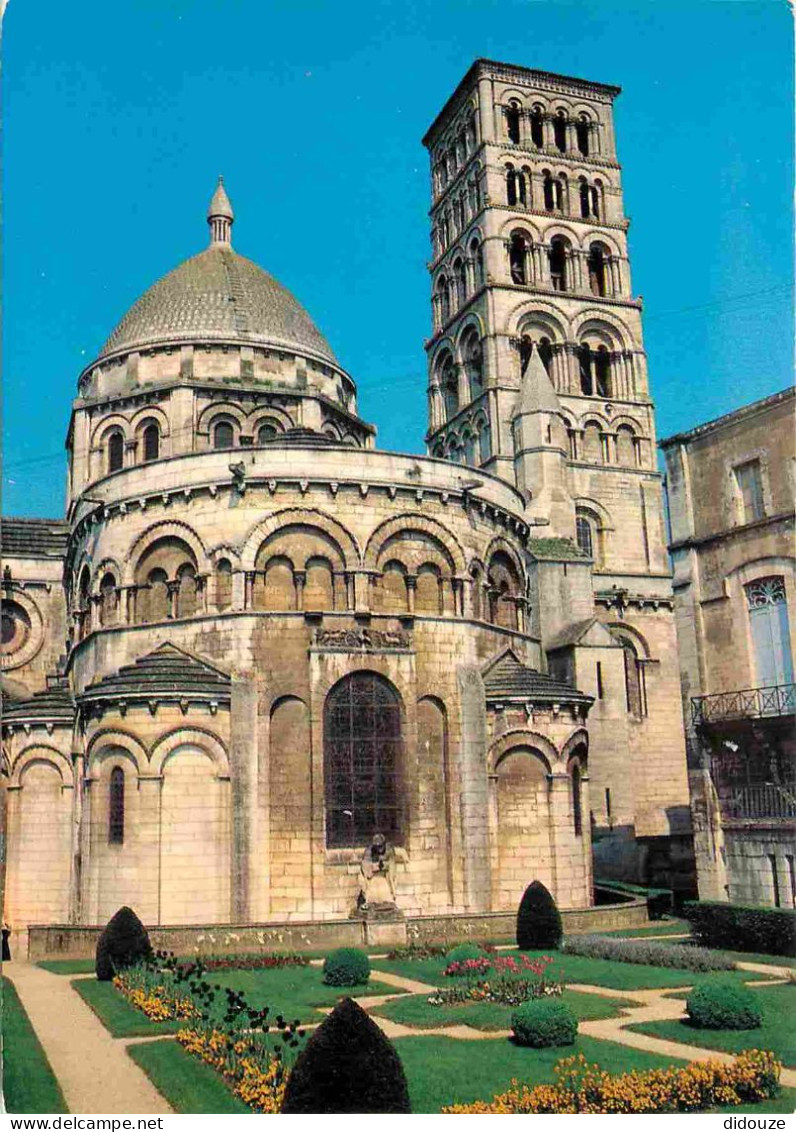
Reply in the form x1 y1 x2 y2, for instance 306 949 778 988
430 954 562 1008
176 1027 294 1113
442 1049 782 1113
113 972 199 1023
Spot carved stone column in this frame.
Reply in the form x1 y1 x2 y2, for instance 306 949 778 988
294 570 306 612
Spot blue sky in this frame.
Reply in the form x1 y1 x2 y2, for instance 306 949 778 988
2 0 793 517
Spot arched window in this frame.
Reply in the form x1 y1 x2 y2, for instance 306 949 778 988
212 419 235 449
576 115 591 156
257 422 280 444
461 329 483 398
615 634 645 716
530 105 544 147
595 346 611 397
77 566 91 639
509 232 528 284
487 551 521 630
175 563 197 618
576 515 594 558
506 164 518 206
438 352 458 421
745 576 794 687
579 344 593 394
478 419 491 462
437 275 451 324
470 239 484 288
588 244 607 296
549 237 568 292
108 430 124 473
142 421 160 462
553 110 568 152
579 177 591 219
571 762 583 835
145 567 169 623
324 673 403 848
99 572 117 626
505 100 521 143
216 558 232 611
109 766 125 844
516 167 527 205
454 257 467 307
463 431 478 466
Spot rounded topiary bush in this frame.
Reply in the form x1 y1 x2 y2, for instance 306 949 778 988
686 977 763 1030
95 906 152 981
322 947 371 987
511 998 577 1048
516 880 563 951
281 997 411 1113
444 942 489 965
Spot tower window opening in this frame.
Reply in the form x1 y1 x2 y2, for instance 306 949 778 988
437 275 451 324
109 766 125 845
506 164 517 206
579 344 593 395
572 763 583 836
553 111 568 152
605 787 613 825
455 257 467 307
588 244 607 296
142 421 160 462
576 116 590 156
549 237 568 292
530 106 544 147
595 346 611 396
579 177 591 219
470 239 484 288
462 329 483 397
596 661 604 698
257 422 279 444
590 183 602 220
509 233 528 284
506 101 521 144
108 430 124 473
539 337 553 375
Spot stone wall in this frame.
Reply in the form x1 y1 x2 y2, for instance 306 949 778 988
26 899 648 959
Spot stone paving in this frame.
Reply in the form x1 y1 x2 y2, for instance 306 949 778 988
5 954 794 1114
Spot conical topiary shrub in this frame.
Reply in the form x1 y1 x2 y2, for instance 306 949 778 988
281 996 411 1113
95 906 153 981
516 880 563 950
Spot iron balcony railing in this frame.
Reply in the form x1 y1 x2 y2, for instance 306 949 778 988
691 683 796 727
718 782 796 822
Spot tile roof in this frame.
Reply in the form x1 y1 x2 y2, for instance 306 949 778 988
2 681 75 725
1 518 69 559
79 642 231 706
483 650 592 706
527 537 589 562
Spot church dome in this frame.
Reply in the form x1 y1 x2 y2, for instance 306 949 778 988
97 179 339 367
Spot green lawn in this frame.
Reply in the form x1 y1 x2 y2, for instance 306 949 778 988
722 951 796 970
629 984 796 1068
71 979 185 1037
205 965 400 1022
2 978 68 1113
128 1039 248 1114
38 959 97 975
371 988 637 1031
393 1033 689 1112
73 966 401 1036
372 949 752 992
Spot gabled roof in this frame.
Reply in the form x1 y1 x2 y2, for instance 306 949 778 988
546 617 619 652
2 681 75 726
482 648 592 706
1 518 69 559
78 642 231 707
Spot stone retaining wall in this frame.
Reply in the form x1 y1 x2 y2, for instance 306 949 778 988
27 899 648 959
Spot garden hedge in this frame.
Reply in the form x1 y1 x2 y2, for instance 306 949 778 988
511 999 577 1047
281 997 410 1113
517 880 563 950
563 933 734 972
686 976 762 1031
95 906 152 981
322 947 371 987
684 901 796 958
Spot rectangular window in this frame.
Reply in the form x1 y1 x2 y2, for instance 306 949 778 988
735 460 765 523
605 787 612 826
596 662 604 699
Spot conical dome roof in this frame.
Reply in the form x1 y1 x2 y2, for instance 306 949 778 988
97 181 338 367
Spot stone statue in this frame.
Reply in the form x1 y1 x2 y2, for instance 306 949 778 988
356 832 397 913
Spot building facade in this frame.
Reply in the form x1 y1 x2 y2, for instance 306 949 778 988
661 388 796 907
1 61 693 947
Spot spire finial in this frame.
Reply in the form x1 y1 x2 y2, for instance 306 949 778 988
207 176 234 246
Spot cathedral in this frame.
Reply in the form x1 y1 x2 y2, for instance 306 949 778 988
0 60 693 947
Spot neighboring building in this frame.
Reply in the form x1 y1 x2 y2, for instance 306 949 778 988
661 388 796 907
1 60 693 947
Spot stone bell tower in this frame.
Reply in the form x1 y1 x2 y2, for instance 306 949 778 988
422 60 666 577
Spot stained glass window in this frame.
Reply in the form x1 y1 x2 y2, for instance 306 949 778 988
324 673 402 848
109 766 125 844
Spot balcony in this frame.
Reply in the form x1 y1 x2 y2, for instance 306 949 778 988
718 782 796 822
691 684 796 727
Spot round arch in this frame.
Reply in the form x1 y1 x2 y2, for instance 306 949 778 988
149 727 230 777
240 508 360 572
364 513 467 575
